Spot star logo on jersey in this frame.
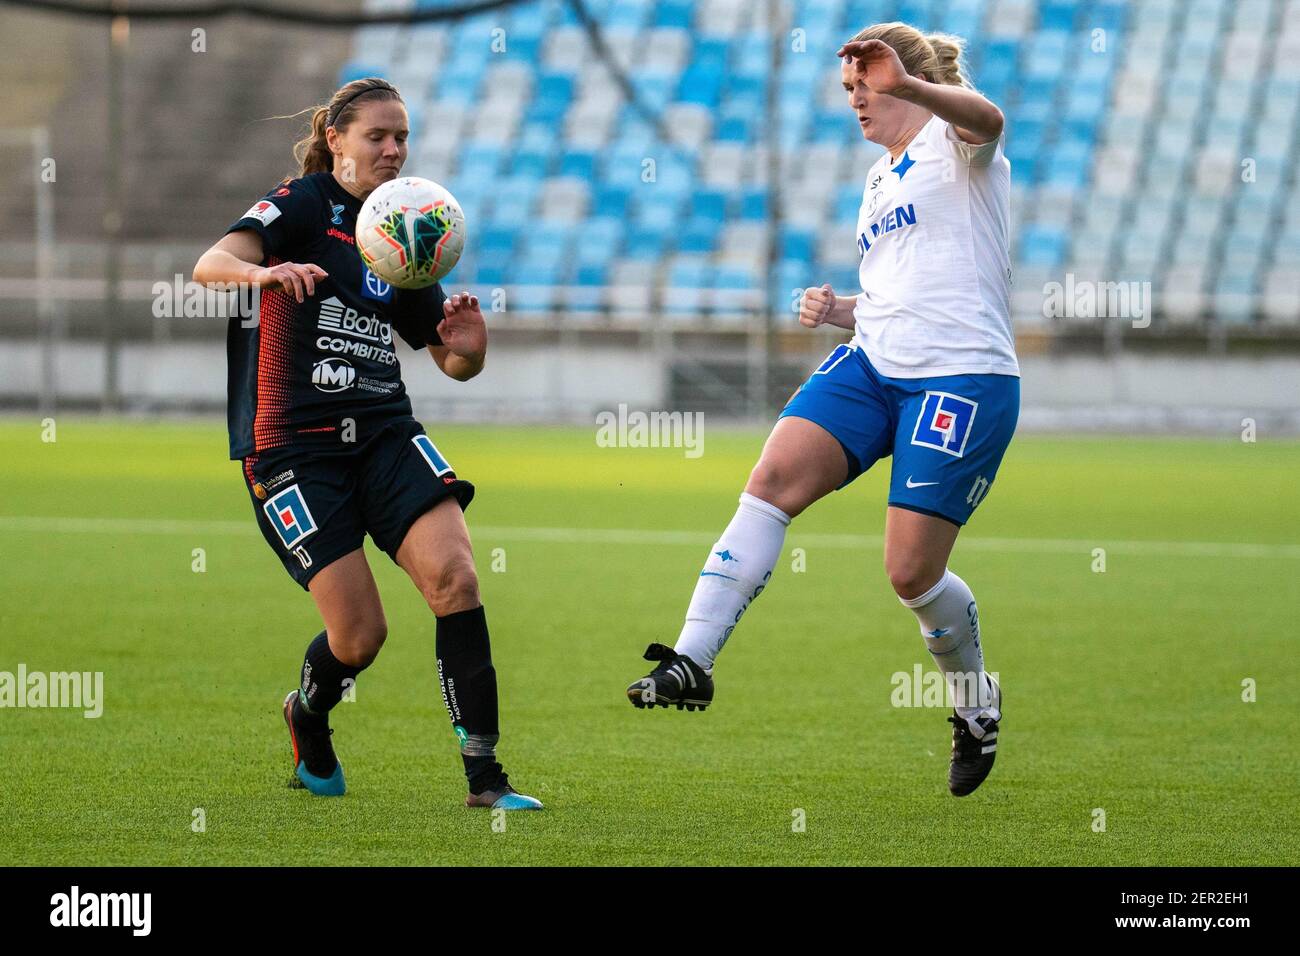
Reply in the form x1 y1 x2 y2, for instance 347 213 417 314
892 151 915 179
715 549 737 562
928 628 950 638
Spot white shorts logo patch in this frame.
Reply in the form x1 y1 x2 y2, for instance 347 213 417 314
263 483 318 549
911 391 978 458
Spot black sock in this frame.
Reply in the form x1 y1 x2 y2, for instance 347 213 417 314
295 631 364 727
435 605 503 792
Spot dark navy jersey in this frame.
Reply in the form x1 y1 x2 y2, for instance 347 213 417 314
223 171 445 460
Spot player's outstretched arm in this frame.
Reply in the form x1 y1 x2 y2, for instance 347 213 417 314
428 291 486 381
193 230 327 304
837 38 1004 145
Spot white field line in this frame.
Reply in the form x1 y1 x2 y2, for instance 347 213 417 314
0 515 1297 559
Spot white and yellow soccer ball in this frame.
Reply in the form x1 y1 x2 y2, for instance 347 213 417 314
356 176 466 289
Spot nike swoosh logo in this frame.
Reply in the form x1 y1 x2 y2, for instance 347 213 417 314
905 477 939 488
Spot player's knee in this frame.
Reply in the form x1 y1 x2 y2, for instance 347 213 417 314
422 558 480 616
886 555 944 601
745 458 808 517
331 618 387 667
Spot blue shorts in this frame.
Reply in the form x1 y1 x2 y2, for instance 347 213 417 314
779 343 1019 526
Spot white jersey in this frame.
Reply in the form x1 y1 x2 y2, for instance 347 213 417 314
850 113 1019 378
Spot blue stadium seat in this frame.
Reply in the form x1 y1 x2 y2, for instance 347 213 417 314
479 225 516 256
632 74 676 112
608 0 654 30
714 266 758 290
387 0 1287 325
896 0 939 32
511 147 552 181
625 224 672 260
576 262 611 286
516 263 564 287
1038 1 1079 33
1044 141 1092 189
460 143 504 173
669 261 712 290
1025 31 1070 81
593 185 633 218
716 116 754 143
781 229 816 263
740 187 769 220
676 217 722 254
577 217 624 263
1020 225 1068 268
559 150 597 180
531 73 574 124
678 64 724 107
655 0 694 28
836 184 862 224
691 189 728 223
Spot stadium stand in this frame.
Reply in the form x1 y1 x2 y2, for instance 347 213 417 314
335 0 1300 326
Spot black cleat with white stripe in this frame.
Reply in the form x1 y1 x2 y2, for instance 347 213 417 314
947 675 1001 797
627 643 714 712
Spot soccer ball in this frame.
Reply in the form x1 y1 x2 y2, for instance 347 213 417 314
356 176 466 289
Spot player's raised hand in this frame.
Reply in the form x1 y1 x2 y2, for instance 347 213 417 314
254 262 328 303
437 291 487 358
799 283 836 328
837 38 911 96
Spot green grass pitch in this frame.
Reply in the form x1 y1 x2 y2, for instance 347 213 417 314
0 418 1296 866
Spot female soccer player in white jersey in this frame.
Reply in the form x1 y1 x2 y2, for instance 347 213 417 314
626 23 1018 796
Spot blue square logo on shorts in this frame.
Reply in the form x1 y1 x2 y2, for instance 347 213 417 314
263 484 318 549
911 391 978 458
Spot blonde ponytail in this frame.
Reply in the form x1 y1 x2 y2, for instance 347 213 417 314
924 32 971 87
848 21 972 88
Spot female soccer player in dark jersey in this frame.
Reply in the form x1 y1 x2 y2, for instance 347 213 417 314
192 77 540 809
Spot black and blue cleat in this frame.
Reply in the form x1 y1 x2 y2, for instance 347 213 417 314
283 690 346 797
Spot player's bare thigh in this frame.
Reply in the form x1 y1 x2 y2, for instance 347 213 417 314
744 415 849 518
883 506 960 600
308 548 388 667
395 496 481 616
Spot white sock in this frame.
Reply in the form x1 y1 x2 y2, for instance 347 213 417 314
674 492 791 670
899 569 997 723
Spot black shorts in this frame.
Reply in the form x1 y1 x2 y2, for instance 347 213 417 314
240 418 475 589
